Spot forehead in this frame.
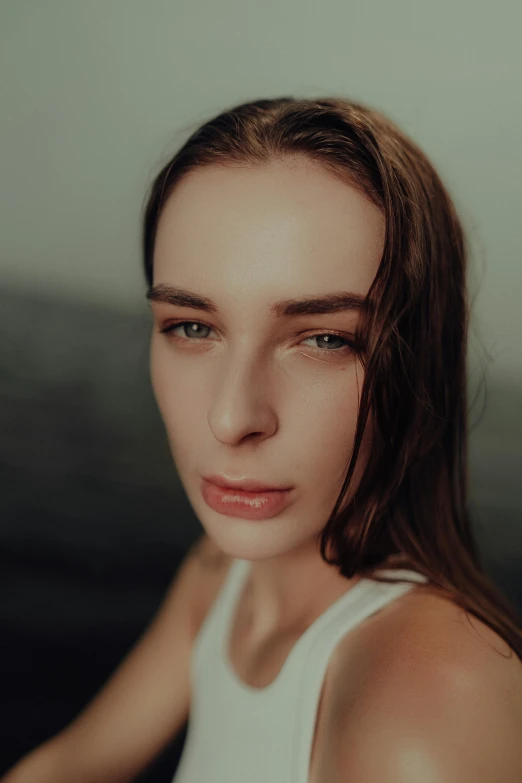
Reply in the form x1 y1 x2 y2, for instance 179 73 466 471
153 159 385 306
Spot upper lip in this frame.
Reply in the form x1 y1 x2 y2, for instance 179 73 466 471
203 474 292 492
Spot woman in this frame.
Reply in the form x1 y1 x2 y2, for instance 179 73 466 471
4 96 522 782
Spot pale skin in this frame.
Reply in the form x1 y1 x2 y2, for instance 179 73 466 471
149 157 380 639
3 158 521 783
149 157 522 780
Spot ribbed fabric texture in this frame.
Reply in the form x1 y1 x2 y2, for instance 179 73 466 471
172 558 428 783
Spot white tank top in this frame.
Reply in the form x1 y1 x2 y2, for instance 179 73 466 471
172 557 428 783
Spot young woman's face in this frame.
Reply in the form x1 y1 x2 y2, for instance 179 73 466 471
149 158 385 560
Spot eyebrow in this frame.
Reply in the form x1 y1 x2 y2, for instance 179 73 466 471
146 284 367 318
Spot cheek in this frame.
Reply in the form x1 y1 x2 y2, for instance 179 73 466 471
149 340 203 452
309 367 362 441
150 337 365 469
149 339 171 417
150 337 196 403
321 395 361 475
335 406 373 513
295 370 363 478
320 369 371 493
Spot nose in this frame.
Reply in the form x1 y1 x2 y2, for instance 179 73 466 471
207 357 278 446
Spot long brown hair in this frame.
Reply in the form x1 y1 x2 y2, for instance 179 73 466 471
142 96 522 661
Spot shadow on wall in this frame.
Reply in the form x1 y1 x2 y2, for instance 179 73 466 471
0 284 520 779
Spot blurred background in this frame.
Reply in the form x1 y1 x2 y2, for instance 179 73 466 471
1 1 521 780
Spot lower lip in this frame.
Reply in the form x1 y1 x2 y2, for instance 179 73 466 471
201 479 293 520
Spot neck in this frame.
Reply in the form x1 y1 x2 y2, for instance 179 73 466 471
240 538 361 639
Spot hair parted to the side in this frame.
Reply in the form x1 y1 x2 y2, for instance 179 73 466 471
142 95 522 660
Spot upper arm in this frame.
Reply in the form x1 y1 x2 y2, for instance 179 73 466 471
322 661 522 782
320 602 522 782
42 534 222 783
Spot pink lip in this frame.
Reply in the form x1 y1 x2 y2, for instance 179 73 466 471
201 477 294 521
203 474 292 492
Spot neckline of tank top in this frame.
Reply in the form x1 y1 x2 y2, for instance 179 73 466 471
222 559 427 694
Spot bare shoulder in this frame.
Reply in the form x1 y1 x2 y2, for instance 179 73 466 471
381 583 522 686
322 585 522 781
337 582 522 711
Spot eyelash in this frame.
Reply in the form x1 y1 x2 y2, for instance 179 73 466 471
158 320 355 356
